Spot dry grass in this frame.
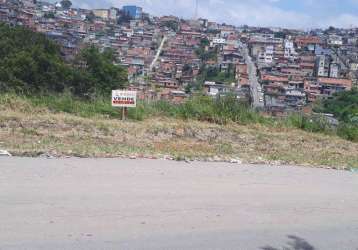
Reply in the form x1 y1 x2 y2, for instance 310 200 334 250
0 104 357 169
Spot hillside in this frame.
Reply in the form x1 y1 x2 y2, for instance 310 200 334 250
0 24 357 169
1 95 357 169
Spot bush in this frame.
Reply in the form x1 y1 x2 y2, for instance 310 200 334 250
285 114 333 133
315 89 358 123
26 93 119 118
0 24 127 97
2 93 358 143
337 124 358 142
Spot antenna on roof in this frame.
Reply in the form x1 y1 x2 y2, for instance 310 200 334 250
194 0 198 20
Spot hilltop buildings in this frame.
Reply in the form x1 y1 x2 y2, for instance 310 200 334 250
0 0 356 111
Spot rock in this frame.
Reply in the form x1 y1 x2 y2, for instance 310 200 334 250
230 159 242 164
39 153 55 159
0 150 12 157
163 156 174 161
350 168 358 173
213 156 221 162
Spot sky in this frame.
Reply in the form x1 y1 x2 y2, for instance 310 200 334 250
68 0 358 29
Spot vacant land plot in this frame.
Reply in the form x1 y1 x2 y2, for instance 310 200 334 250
0 102 357 168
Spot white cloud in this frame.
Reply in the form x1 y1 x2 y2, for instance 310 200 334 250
69 0 358 29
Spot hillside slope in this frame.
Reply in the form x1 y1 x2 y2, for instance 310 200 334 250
1 97 357 169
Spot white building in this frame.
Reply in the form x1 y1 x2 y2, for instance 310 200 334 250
316 55 328 77
329 63 339 78
328 35 343 47
212 38 227 46
109 7 118 21
284 39 298 60
258 45 274 64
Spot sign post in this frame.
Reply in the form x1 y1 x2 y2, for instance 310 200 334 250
112 90 137 120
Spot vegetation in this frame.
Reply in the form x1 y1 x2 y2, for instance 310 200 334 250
85 11 96 23
160 20 179 32
74 46 128 96
0 24 356 165
1 93 357 168
8 89 358 145
0 23 128 98
204 66 236 84
195 38 217 61
43 12 55 19
316 89 358 123
195 38 235 85
60 0 72 9
314 89 358 142
1 91 356 142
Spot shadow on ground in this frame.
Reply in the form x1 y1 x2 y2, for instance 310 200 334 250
261 235 315 250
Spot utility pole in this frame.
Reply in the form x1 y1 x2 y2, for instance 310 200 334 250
194 0 198 20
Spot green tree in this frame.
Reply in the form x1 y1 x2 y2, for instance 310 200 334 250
161 20 179 32
85 11 96 23
60 0 72 9
316 89 358 123
44 12 55 19
77 46 128 95
0 24 128 97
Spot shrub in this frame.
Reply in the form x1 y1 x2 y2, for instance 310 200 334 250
337 123 358 142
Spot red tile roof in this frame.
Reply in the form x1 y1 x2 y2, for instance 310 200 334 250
261 74 289 83
318 77 352 88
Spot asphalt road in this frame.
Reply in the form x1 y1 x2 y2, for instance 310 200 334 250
1 157 358 250
149 36 167 72
242 45 264 109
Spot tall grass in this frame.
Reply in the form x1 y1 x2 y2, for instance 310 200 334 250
128 95 268 125
1 93 357 142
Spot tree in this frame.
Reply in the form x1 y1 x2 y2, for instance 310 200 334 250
200 38 210 47
324 26 336 35
0 23 68 94
161 20 179 32
77 46 128 95
0 24 128 97
316 89 358 123
274 31 286 39
85 11 96 23
60 0 72 9
44 12 55 19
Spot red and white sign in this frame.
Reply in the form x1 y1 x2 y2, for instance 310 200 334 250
112 90 137 108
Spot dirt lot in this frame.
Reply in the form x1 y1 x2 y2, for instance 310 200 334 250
0 107 357 168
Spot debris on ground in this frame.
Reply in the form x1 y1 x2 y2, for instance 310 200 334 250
350 167 358 173
230 159 242 164
0 150 12 157
39 153 55 159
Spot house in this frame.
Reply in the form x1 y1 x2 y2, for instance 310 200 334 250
328 35 343 47
304 77 352 101
204 81 231 96
295 36 322 50
92 9 109 20
318 77 352 96
169 90 187 104
329 62 340 78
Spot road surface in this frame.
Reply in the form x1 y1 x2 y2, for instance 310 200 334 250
1 157 358 250
149 36 167 72
242 45 264 109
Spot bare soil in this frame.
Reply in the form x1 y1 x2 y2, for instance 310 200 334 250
0 106 357 168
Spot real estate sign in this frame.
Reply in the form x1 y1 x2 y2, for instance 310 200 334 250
112 90 137 108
